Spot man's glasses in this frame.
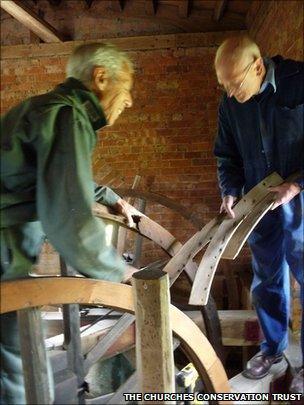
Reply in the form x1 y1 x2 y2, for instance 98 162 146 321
217 60 255 96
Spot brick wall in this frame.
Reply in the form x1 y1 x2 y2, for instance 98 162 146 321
247 0 303 60
1 1 302 315
0 41 221 262
1 35 252 281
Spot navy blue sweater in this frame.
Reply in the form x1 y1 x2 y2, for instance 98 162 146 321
214 56 304 197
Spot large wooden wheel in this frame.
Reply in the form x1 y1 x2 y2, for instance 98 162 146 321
1 277 230 404
94 201 225 359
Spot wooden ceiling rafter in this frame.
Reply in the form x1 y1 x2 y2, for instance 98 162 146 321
77 3 246 33
214 0 228 22
0 0 64 43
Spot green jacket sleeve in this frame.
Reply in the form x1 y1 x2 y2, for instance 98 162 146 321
35 105 125 281
94 184 121 206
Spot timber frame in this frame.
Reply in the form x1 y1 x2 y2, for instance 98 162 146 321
0 277 230 397
0 30 245 60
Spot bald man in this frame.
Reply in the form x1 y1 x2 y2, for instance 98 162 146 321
213 35 303 393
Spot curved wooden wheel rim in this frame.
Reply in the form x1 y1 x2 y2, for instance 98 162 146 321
189 172 284 305
93 203 197 282
0 277 230 395
113 188 204 229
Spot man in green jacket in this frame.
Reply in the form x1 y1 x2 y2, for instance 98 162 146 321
1 42 136 404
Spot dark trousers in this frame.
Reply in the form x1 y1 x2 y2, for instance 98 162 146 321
248 193 304 363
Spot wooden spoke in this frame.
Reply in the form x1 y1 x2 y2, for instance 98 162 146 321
0 277 230 395
189 172 284 305
83 313 135 374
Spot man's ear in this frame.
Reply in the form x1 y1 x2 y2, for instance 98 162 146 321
255 57 264 77
92 66 108 92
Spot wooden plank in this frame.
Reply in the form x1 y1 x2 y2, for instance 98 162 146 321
17 308 52 404
93 202 197 282
1 277 230 395
133 269 175 400
59 257 85 400
83 313 135 374
93 203 180 255
0 0 63 43
222 193 275 259
222 171 301 260
114 188 204 229
189 172 284 306
214 0 228 21
0 30 245 60
200 295 225 361
187 309 262 347
163 213 225 284
221 262 239 309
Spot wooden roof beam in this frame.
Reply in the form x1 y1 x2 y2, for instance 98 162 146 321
214 0 228 22
0 0 63 43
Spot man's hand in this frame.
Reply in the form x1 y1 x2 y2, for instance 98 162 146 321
220 195 237 218
112 198 139 227
268 182 301 210
122 265 139 284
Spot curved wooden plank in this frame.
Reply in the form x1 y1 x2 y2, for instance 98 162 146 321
222 193 275 260
163 213 225 284
189 172 284 306
0 277 230 396
222 171 301 260
93 203 196 282
93 203 180 257
113 188 204 229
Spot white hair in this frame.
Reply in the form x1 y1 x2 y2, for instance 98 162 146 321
66 42 133 86
215 35 261 68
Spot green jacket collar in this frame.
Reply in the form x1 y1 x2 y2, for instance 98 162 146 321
56 77 108 131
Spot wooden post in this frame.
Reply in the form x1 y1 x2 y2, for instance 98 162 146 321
60 257 85 403
132 269 175 404
17 307 53 404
